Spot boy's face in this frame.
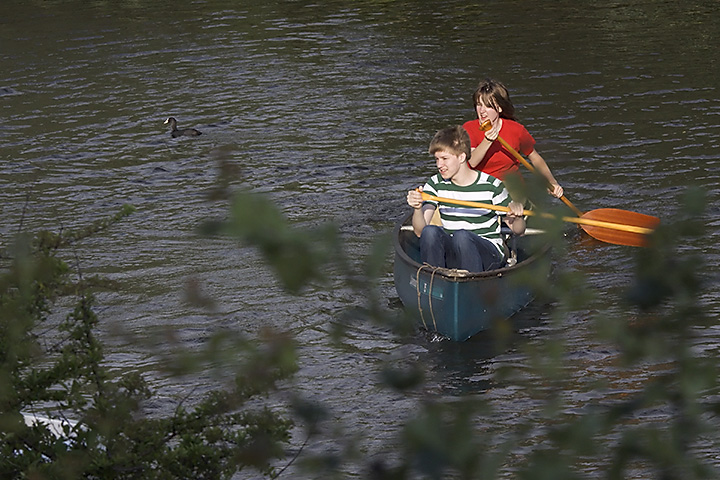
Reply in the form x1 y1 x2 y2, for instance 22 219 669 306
434 149 466 181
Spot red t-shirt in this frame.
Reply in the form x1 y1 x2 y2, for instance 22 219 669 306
462 118 535 180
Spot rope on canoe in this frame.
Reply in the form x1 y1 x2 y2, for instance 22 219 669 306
416 263 439 332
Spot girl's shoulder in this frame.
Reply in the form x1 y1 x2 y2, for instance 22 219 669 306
501 118 534 143
501 118 527 132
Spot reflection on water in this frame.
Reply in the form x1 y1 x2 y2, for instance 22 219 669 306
2 0 719 474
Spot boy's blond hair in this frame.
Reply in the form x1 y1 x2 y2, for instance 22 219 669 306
428 126 471 159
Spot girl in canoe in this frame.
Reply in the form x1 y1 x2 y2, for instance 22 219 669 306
406 125 525 272
462 78 564 199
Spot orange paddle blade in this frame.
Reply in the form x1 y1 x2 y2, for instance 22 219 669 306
579 208 660 247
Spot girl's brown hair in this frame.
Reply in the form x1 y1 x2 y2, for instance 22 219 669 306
472 78 517 121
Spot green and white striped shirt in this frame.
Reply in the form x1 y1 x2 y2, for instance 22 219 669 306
422 171 511 254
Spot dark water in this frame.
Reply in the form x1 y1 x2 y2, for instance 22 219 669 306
2 0 720 476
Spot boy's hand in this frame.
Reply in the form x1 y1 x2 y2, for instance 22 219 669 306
507 200 524 217
407 188 424 209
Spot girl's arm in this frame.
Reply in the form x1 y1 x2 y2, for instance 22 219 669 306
468 137 493 168
527 149 564 198
468 119 501 169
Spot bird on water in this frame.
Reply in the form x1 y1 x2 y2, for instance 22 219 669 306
164 117 202 137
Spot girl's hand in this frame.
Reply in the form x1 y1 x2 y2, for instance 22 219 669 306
407 188 424 209
484 118 502 142
549 184 564 198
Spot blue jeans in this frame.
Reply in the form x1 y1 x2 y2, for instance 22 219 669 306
420 225 503 272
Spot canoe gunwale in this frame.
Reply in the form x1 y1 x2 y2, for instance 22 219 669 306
393 213 551 282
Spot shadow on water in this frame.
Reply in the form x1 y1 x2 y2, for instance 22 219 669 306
418 297 553 395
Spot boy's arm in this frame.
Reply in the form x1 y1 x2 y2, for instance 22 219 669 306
413 205 436 237
504 200 526 235
407 188 436 237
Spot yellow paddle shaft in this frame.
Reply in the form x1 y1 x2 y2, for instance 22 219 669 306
419 192 654 235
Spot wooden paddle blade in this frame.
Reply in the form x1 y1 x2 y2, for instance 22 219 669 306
580 208 660 247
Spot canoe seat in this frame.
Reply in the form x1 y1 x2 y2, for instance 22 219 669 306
430 208 442 226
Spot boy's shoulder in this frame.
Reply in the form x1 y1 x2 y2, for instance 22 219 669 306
425 173 450 186
475 171 503 188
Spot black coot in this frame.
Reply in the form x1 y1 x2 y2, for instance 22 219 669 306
164 117 202 137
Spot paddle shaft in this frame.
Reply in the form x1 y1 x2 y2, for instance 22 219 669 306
419 192 654 235
480 120 584 216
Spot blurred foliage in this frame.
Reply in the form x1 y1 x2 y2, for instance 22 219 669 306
211 181 718 479
0 206 295 479
2 157 717 479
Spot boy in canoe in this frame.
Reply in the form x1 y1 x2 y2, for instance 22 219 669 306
406 125 526 272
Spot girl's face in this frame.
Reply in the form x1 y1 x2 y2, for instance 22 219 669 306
476 100 501 124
